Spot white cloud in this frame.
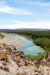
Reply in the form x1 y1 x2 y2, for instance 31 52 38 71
0 4 33 15
26 2 50 7
1 21 50 29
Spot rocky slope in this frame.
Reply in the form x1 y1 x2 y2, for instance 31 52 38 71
0 44 50 75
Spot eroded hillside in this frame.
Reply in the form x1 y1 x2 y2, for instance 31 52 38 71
0 44 50 75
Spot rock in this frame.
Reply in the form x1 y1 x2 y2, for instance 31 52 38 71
0 51 8 62
0 44 50 75
34 72 38 75
3 66 9 72
2 61 7 66
0 66 3 70
47 57 50 62
16 69 26 75
14 56 21 63
34 60 41 68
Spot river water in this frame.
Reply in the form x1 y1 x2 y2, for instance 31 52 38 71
2 33 44 55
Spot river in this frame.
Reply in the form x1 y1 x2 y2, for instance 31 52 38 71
1 33 44 55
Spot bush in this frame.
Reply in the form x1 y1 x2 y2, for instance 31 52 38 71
33 38 50 52
0 33 4 39
5 46 12 52
26 53 44 60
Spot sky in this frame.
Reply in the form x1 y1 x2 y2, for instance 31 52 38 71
0 0 50 29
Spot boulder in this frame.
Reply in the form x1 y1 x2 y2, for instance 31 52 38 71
16 69 26 75
0 51 8 62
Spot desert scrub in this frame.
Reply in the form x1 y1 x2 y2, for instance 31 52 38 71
0 33 4 39
5 45 12 53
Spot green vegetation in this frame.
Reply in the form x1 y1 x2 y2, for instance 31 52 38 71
33 38 50 52
26 53 44 60
5 46 12 52
0 33 4 39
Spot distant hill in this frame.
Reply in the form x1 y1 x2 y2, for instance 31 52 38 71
0 28 50 32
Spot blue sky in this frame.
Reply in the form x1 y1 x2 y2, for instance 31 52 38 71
0 0 50 29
